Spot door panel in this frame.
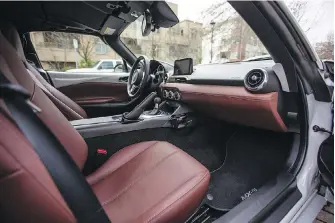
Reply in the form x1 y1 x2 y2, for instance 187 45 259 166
48 71 130 117
58 81 128 105
48 71 129 104
29 31 133 117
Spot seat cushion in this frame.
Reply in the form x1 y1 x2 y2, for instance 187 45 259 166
87 141 210 223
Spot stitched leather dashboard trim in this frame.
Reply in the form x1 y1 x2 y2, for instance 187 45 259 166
162 83 287 132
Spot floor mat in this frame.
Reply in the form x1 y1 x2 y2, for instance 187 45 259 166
206 128 293 210
85 119 235 172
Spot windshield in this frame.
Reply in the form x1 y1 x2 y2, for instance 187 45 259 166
121 15 203 65
120 2 269 65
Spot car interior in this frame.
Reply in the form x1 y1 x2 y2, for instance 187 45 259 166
0 1 318 223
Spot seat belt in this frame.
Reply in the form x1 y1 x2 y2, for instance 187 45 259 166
0 71 110 223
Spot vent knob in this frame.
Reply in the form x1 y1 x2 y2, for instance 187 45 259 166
244 69 268 92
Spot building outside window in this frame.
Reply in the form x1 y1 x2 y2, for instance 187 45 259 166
95 40 110 54
191 29 197 39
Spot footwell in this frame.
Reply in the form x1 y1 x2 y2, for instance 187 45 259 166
205 128 293 210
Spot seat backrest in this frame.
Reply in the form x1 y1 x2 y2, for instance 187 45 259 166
0 47 78 222
0 31 88 169
1 23 87 120
0 105 76 222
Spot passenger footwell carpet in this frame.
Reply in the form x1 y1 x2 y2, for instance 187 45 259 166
205 128 292 210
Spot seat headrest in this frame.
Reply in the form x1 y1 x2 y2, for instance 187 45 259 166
0 22 26 61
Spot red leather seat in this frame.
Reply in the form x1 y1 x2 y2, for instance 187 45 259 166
2 23 87 120
0 29 210 223
88 141 209 222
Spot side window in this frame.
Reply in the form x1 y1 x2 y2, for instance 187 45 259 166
30 31 123 72
100 61 114 69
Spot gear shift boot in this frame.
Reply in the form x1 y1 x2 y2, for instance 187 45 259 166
122 92 157 122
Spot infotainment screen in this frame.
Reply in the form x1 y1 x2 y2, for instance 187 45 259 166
173 58 193 75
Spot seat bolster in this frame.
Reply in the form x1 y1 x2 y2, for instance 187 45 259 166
1 22 87 121
26 63 88 120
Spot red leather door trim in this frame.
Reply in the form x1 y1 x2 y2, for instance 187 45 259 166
58 82 128 105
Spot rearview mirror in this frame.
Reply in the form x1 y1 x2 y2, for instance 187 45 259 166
141 12 152 37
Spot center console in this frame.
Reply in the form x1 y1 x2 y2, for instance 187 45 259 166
70 94 192 139
72 57 197 139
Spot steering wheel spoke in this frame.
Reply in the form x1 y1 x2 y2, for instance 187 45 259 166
127 55 150 98
130 84 138 94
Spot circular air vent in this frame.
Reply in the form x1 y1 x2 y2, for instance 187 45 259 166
244 69 268 92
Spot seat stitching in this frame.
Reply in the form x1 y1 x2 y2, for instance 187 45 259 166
0 169 23 183
146 171 210 223
181 91 273 101
133 172 200 221
90 141 159 185
108 141 159 172
100 150 180 207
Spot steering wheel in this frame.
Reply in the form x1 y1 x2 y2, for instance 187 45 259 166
127 56 150 98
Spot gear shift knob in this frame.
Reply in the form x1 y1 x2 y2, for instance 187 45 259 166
154 97 162 105
148 97 163 115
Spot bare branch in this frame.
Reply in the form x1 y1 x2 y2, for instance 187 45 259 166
315 31 334 60
287 0 324 33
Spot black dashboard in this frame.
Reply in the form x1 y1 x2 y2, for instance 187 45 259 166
167 60 291 94
168 60 276 86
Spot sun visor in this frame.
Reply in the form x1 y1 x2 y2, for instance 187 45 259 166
100 16 125 35
100 1 178 36
116 1 178 28
150 1 179 28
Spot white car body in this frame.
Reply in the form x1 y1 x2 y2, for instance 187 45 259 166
66 59 123 73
